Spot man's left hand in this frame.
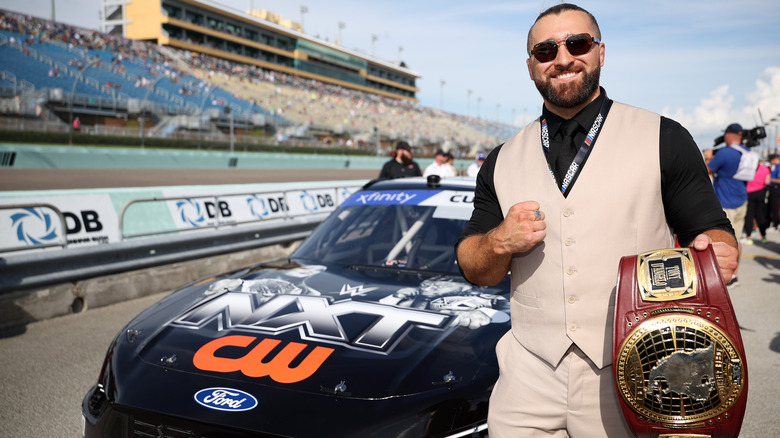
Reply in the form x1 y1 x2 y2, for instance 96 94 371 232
691 233 739 283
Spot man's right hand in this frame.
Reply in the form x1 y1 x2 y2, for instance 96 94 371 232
488 201 547 256
457 201 546 286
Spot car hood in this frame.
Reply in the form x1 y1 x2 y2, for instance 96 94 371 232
123 258 510 400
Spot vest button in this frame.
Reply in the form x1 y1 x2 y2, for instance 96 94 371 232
569 323 577 331
563 209 573 217
568 296 577 304
566 266 576 275
565 238 575 246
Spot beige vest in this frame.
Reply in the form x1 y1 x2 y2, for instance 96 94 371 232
494 101 674 369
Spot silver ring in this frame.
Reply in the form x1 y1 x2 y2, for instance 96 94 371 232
534 210 541 219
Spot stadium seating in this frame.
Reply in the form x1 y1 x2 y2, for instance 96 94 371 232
0 9 516 151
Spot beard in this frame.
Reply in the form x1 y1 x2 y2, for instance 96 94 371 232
534 66 601 109
399 153 413 166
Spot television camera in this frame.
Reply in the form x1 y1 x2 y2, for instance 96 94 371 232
713 125 767 148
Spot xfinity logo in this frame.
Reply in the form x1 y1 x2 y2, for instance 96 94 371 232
355 191 417 205
194 387 258 412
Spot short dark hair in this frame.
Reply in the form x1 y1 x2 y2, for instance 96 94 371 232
395 141 411 152
527 3 601 54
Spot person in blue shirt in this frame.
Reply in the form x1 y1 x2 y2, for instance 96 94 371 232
707 123 749 284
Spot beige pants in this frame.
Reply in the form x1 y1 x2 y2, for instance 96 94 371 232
724 202 748 239
487 331 632 437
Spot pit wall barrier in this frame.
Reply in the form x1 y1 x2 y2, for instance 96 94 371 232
0 180 365 335
0 143 452 170
0 181 362 253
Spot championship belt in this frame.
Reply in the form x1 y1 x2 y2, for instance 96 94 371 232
613 246 748 438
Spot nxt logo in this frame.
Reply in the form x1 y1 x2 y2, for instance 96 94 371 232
194 336 334 384
648 259 684 290
173 293 453 353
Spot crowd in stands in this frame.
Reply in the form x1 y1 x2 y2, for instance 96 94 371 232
0 8 515 154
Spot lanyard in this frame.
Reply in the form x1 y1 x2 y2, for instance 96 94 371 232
541 98 612 194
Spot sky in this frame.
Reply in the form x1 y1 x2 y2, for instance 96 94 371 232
2 0 780 150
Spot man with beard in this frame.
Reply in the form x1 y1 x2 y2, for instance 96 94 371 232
455 4 738 436
379 141 422 179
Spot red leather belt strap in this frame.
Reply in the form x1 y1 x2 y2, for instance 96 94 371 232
613 246 748 438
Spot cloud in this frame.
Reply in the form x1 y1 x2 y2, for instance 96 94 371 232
662 66 780 145
748 67 780 122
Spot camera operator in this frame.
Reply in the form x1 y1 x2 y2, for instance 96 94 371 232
707 123 749 285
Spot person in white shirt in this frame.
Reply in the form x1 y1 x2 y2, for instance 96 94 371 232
423 149 456 178
467 152 486 177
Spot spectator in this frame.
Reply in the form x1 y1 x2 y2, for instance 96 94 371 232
378 141 421 179
445 151 458 176
767 153 780 232
467 152 486 177
743 160 771 244
423 149 455 178
707 123 749 285
72 117 81 131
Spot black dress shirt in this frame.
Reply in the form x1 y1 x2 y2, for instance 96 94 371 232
379 159 422 179
459 89 733 247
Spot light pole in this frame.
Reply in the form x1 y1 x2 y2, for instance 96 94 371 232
439 80 446 111
477 97 482 119
398 46 403 64
338 21 345 45
374 126 380 156
69 58 97 146
467 89 472 118
371 34 377 56
197 87 215 150
300 5 308 32
496 103 501 123
140 75 164 149
225 106 234 153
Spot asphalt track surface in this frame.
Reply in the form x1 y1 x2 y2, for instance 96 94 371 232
1 168 380 190
1 241 779 437
0 170 778 437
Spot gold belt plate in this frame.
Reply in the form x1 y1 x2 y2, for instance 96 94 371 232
636 248 697 302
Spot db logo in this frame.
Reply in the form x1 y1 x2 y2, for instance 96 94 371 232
11 208 104 244
300 191 335 212
176 199 232 227
11 207 59 245
246 195 288 218
193 335 334 384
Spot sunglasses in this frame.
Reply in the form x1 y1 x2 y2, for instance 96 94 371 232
529 33 601 63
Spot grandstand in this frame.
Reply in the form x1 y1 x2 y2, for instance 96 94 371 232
114 0 420 103
0 7 516 156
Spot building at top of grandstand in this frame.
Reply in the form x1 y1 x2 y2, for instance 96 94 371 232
104 0 420 103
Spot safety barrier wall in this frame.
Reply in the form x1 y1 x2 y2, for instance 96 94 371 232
0 143 397 170
0 143 464 171
0 180 364 293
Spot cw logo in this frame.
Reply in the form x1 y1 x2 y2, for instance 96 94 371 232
193 335 334 384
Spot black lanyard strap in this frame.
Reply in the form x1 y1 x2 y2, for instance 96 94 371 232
540 98 612 194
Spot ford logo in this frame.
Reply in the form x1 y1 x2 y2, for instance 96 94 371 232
194 387 258 412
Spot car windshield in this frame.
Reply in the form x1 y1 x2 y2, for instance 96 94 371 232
293 189 473 274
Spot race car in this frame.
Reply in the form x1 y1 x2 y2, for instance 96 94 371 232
82 176 511 438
